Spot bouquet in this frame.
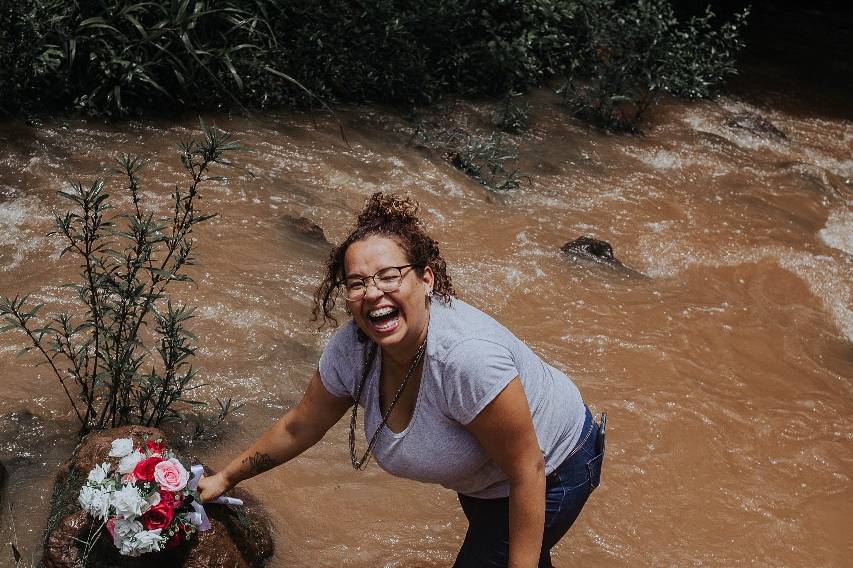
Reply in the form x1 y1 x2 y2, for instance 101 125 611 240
78 437 198 556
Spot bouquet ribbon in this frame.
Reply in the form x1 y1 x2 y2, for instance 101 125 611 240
186 464 244 531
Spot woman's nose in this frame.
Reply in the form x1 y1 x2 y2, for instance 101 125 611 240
363 280 385 301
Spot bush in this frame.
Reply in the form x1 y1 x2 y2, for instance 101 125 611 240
560 0 749 131
0 0 749 128
42 0 284 115
0 0 63 113
0 124 239 434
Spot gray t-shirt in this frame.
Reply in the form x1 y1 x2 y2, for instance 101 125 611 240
319 298 586 498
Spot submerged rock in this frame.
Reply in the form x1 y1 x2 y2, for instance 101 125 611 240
725 112 787 140
281 214 329 244
42 426 273 568
560 236 646 278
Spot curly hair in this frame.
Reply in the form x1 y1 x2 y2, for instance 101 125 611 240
312 192 455 328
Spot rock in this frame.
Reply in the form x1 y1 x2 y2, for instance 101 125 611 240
560 236 646 278
0 460 6 496
562 236 616 262
281 214 329 244
725 112 787 140
42 427 274 568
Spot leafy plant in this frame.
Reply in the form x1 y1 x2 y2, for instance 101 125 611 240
43 0 281 115
560 0 749 132
494 91 531 134
0 124 239 433
444 132 530 192
1 0 749 125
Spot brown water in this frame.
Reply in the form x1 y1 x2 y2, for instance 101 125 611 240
0 82 851 566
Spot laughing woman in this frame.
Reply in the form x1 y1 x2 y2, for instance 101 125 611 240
198 193 605 568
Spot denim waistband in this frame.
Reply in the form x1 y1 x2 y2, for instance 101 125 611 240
547 406 594 483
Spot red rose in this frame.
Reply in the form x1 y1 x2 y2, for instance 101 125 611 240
145 439 165 455
159 489 181 509
141 500 174 531
133 456 165 482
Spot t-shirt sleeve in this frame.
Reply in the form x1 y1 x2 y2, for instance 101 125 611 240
318 323 360 400
441 339 519 425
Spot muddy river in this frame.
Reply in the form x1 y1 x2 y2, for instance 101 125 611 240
0 51 851 567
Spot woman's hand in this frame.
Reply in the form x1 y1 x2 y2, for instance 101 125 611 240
197 471 231 503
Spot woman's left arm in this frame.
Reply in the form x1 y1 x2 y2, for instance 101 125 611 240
465 377 545 568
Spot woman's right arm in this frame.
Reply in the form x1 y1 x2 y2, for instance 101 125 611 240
197 369 352 502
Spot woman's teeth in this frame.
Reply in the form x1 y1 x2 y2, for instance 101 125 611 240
367 307 400 332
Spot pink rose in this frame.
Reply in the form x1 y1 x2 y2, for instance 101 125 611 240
153 458 189 492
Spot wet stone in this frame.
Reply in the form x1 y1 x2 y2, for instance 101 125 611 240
42 426 274 568
560 236 646 278
725 112 787 140
281 214 329 244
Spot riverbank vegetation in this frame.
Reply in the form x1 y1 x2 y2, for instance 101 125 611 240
0 0 747 130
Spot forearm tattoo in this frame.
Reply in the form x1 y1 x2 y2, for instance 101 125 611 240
243 451 275 477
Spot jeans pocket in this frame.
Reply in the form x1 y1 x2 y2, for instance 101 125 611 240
586 451 604 490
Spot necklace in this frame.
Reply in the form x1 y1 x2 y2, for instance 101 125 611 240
349 338 428 470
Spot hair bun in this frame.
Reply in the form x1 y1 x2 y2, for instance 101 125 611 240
356 192 421 229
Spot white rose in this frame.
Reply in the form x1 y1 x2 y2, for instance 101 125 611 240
111 517 143 547
87 462 112 484
120 529 165 557
109 438 135 458
111 483 147 519
79 486 111 520
117 450 145 474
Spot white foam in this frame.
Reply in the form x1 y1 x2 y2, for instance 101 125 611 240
819 208 853 256
0 197 51 270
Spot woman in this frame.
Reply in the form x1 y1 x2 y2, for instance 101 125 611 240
198 193 605 567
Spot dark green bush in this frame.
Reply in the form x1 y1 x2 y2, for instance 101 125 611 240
560 0 749 131
43 0 281 115
258 0 582 107
0 0 748 125
0 0 63 113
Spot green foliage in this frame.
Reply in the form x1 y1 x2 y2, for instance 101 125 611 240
494 92 531 134
264 0 582 106
43 0 281 115
0 0 63 112
0 0 748 126
444 132 530 192
0 124 239 433
560 0 749 132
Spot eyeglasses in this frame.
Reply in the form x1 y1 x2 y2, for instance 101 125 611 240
340 264 421 301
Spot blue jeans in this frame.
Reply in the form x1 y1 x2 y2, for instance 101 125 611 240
453 408 605 568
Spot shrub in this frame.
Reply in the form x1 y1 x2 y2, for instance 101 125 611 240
560 0 749 132
0 124 239 434
444 132 530 192
0 0 749 127
494 91 531 134
36 0 283 115
0 0 64 113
